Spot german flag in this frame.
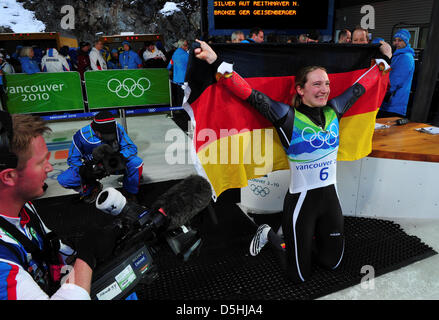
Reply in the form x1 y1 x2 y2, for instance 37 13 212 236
184 43 389 198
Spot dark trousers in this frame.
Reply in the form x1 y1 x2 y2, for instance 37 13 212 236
269 184 345 283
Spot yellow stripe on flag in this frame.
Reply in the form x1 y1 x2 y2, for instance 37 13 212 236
338 110 378 161
197 127 289 197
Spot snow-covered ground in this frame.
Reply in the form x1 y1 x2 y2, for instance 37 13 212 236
0 0 45 32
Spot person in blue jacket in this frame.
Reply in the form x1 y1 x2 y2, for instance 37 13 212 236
241 27 264 43
119 41 142 69
18 47 40 74
379 29 415 117
167 39 189 85
107 49 122 69
57 111 144 202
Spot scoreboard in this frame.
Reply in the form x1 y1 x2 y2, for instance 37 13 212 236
203 0 334 36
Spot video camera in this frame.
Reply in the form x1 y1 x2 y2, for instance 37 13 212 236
89 175 213 300
79 144 126 185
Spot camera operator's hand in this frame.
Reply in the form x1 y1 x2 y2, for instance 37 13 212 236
75 227 116 270
79 163 99 185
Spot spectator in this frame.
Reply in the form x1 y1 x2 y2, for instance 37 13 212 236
68 47 79 71
77 41 91 79
298 34 308 43
11 45 22 60
306 30 319 43
142 41 166 68
338 29 352 43
41 48 70 72
155 40 168 60
120 41 143 69
167 39 189 107
379 29 415 117
231 30 245 43
101 45 111 63
352 28 369 44
241 27 264 43
18 47 40 74
167 39 189 85
0 52 15 74
32 46 44 68
59 45 73 70
0 48 7 59
89 40 107 71
0 53 15 110
10 45 22 73
107 49 122 69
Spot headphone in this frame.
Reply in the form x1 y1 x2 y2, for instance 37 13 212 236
0 111 18 170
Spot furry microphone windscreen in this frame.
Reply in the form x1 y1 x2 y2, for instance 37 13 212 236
152 175 212 229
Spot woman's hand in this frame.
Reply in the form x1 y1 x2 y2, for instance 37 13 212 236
194 39 218 65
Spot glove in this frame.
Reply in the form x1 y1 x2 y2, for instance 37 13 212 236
79 163 98 185
74 226 116 270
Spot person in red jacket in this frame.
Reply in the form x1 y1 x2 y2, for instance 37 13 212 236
77 41 91 80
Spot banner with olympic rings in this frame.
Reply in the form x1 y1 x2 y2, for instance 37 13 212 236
84 68 171 109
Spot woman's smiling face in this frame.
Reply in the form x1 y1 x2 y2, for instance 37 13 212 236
296 68 330 108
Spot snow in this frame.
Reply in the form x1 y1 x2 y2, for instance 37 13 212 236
0 0 45 32
159 2 181 16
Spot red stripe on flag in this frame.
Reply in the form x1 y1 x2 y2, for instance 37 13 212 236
191 68 387 153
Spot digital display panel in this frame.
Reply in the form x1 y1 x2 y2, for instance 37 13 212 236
204 0 334 36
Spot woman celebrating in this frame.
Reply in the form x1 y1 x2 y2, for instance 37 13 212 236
194 39 392 283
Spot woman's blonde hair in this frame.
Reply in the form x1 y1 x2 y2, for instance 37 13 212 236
291 66 327 107
20 47 34 57
19 46 34 58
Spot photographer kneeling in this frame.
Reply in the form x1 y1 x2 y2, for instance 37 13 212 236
0 112 114 299
57 111 144 203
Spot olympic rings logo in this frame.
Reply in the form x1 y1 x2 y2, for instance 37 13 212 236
250 184 270 197
107 77 151 98
301 123 339 148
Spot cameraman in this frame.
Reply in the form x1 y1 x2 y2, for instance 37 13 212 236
0 112 113 299
57 111 144 202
